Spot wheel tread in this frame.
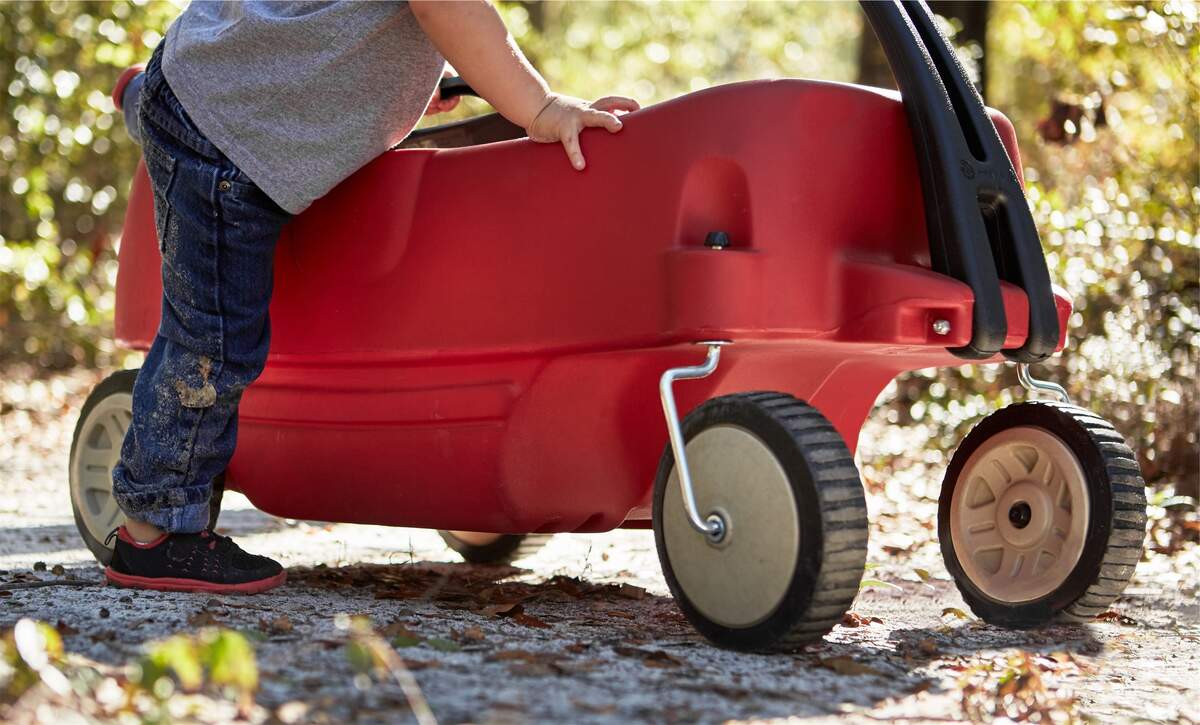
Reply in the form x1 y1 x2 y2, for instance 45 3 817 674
939 402 1147 628
655 391 868 652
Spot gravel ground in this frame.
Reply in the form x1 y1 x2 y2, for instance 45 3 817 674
1 367 1197 723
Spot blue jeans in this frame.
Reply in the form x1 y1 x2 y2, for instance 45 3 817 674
112 45 292 533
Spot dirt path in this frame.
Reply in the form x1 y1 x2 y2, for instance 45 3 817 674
2 368 1197 723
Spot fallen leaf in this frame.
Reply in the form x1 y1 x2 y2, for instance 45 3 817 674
1095 610 1138 626
55 620 78 636
188 610 221 627
617 584 646 600
260 615 293 635
817 656 885 676
914 568 931 582
425 637 461 652
513 613 551 629
841 611 883 627
380 620 419 638
941 607 973 620
859 578 903 591
50 564 65 577
614 646 683 668
481 602 524 617
402 658 439 670
455 626 485 643
573 700 616 714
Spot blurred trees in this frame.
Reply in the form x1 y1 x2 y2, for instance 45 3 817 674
1 1 181 368
1 1 1196 491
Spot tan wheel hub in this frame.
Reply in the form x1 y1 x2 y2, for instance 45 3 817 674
949 426 1090 603
663 425 799 629
70 393 131 545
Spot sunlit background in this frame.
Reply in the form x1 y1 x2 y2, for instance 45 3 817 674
1 1 1196 514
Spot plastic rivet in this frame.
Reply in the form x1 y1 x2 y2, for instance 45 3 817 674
704 231 731 249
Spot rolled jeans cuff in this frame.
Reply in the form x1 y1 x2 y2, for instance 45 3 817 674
112 479 212 534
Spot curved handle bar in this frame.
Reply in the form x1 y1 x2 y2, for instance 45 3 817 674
860 0 1058 362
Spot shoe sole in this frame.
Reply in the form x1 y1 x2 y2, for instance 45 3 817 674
104 567 287 594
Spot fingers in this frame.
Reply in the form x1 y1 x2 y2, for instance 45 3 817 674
424 94 460 117
591 96 641 114
560 126 585 170
583 108 623 133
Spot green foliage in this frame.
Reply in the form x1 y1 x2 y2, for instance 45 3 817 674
1 619 67 704
136 628 259 695
0 0 181 368
897 0 1198 489
2 1 1195 485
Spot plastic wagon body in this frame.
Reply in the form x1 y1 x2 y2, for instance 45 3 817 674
111 79 1071 536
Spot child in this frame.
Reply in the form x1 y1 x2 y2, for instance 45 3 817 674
107 0 639 594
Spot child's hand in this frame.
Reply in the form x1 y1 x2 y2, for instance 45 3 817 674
527 94 640 171
424 70 461 116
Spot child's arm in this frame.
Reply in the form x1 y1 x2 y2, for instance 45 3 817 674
410 0 638 170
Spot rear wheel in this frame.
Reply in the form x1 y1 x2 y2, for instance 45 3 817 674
437 530 552 565
69 369 223 565
939 401 1147 627
652 392 868 652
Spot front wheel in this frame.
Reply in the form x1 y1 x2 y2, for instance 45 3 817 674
939 401 1147 627
652 392 868 652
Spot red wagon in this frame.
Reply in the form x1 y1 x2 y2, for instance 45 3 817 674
72 2 1146 650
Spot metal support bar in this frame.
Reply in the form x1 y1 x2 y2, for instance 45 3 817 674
1016 363 1071 404
659 341 730 542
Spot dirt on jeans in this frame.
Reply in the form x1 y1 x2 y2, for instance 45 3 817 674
1 366 1197 723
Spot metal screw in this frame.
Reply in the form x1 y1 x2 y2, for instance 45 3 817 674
932 319 951 336
704 231 731 250
704 513 727 544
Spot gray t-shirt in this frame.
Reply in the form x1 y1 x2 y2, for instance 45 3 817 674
162 1 445 214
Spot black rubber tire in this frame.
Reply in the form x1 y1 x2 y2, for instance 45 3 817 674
652 392 868 652
938 401 1147 627
70 369 224 565
437 531 552 565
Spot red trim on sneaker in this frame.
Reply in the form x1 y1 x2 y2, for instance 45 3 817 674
117 525 168 549
104 567 287 595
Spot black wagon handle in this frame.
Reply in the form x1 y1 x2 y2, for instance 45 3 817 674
436 76 477 100
861 0 1059 363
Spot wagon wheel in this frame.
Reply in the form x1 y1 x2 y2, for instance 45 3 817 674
652 392 868 652
69 369 224 565
437 530 552 565
939 401 1147 627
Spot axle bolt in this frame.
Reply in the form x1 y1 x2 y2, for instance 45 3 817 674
1008 501 1033 529
932 319 951 335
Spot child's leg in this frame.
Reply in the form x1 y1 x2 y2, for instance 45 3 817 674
107 48 290 592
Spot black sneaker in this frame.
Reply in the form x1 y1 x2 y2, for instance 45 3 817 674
104 526 286 594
